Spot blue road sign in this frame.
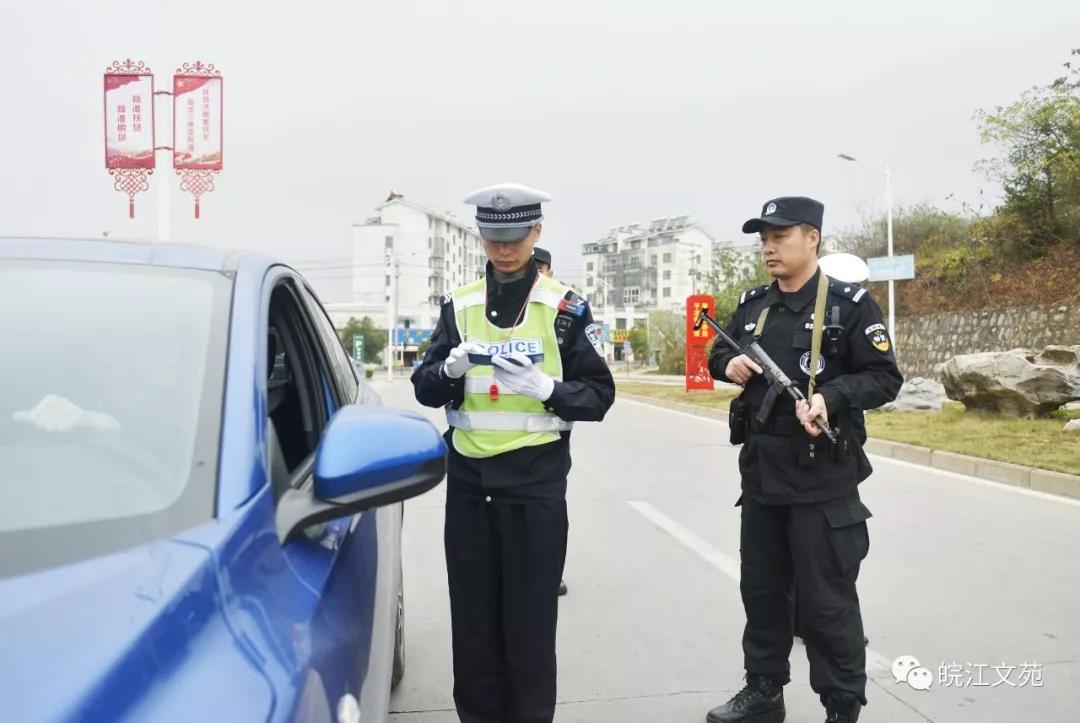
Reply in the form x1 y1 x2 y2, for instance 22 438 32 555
867 254 915 282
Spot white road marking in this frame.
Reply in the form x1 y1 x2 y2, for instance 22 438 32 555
617 396 1080 508
626 500 741 581
626 499 893 673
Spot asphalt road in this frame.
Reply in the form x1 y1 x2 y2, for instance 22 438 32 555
376 379 1080 723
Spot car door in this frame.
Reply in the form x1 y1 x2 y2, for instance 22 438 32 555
210 272 382 723
296 283 404 719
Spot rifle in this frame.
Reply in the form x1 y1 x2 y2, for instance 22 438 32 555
694 305 838 445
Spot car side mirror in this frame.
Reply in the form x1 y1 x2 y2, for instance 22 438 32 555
276 406 446 543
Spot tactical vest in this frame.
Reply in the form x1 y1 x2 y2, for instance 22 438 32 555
446 274 573 458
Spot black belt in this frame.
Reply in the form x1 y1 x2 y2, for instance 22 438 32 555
748 416 802 435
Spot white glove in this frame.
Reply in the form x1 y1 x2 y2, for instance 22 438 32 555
13 394 121 433
443 341 485 379
492 353 556 402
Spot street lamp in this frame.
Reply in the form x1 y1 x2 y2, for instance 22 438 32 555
837 152 898 354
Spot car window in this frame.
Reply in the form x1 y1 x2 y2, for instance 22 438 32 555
300 284 358 405
265 281 334 501
0 261 229 577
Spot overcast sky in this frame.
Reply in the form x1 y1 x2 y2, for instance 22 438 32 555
2 0 1078 300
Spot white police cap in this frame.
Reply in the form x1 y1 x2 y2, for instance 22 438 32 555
463 182 551 242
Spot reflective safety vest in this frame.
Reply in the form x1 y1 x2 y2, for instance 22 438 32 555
446 274 573 458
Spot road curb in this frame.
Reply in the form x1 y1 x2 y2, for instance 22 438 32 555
618 393 1080 500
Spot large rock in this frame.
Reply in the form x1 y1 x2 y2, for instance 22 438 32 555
1065 419 1080 432
941 346 1080 417
882 377 947 412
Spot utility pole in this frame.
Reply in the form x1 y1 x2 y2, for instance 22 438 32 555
386 252 394 381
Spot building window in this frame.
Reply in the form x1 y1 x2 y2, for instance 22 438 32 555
385 236 394 250
386 275 391 287
616 318 627 330
428 237 433 248
663 288 671 298
650 255 657 266
663 270 671 280
587 262 594 272
623 287 640 304
663 253 672 263
586 276 593 287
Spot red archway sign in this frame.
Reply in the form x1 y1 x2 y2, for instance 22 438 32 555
173 61 223 218
104 59 155 218
686 294 716 391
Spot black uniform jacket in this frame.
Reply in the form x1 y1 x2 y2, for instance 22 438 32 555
412 261 615 499
709 269 902 505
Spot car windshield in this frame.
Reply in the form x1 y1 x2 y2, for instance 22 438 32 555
0 260 231 577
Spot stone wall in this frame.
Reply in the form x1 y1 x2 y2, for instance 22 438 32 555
895 304 1080 380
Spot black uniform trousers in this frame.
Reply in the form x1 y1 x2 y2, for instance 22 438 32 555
739 492 870 706
444 480 569 723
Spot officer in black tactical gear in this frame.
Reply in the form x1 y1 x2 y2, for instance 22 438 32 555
705 197 902 723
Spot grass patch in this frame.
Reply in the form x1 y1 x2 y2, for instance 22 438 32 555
619 382 738 410
617 382 1080 476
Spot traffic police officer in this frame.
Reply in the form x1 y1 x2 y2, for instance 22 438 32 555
705 197 902 723
412 182 615 723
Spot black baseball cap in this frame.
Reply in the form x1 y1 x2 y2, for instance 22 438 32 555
742 196 824 234
533 247 552 266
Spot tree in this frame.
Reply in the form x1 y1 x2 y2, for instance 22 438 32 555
841 202 972 260
338 316 387 362
628 326 649 362
701 245 771 326
649 310 685 375
975 49 1080 252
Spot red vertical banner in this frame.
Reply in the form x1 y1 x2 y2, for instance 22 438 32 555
173 61 223 218
104 59 155 218
686 294 716 391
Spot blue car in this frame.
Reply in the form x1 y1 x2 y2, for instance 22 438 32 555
0 238 447 723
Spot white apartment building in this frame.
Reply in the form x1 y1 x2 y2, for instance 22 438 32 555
581 216 717 356
326 192 485 335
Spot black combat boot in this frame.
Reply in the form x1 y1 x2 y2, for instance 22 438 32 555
706 674 786 723
823 690 862 722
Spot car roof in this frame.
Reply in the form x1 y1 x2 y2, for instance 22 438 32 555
0 236 279 273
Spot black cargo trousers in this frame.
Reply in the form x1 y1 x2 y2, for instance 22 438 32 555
739 492 872 706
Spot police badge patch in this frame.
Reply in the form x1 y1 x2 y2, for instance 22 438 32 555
585 323 604 357
799 352 825 376
865 323 891 353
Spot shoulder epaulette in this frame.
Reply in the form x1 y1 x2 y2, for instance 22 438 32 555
738 285 770 306
826 277 868 304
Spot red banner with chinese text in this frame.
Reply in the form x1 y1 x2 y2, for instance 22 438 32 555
686 294 716 391
173 75 223 170
104 74 155 169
